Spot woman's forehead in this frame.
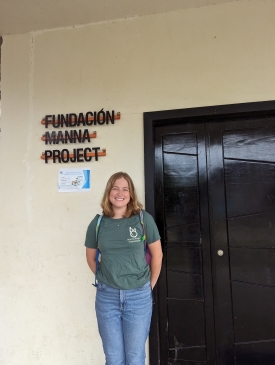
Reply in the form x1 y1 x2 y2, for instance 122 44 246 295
113 177 129 187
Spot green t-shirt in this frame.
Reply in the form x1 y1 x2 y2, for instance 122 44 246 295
85 210 160 289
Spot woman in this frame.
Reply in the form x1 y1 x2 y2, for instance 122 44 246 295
85 172 162 365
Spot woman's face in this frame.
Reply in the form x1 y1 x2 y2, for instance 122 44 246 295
109 177 131 211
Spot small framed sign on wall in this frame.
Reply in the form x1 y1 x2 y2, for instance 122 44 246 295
58 168 91 192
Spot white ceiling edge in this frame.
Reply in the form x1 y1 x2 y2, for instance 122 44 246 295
0 0 239 36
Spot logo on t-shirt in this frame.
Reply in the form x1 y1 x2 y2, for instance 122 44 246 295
128 226 141 243
129 227 138 238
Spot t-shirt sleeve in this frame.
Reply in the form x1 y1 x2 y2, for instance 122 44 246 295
84 215 99 249
143 210 161 244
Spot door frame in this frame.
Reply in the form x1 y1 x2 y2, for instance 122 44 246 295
143 100 275 365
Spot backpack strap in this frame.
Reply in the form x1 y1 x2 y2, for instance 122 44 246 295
92 214 103 287
139 210 147 254
139 210 152 266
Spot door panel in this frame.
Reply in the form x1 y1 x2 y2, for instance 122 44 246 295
220 118 275 361
166 222 201 242
156 124 216 365
230 248 275 285
168 299 206 348
235 341 275 365
163 133 197 155
232 282 275 342
167 246 203 300
223 126 275 162
227 211 275 248
154 116 275 364
163 153 199 227
224 160 275 216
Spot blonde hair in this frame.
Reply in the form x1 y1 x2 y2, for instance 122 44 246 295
101 172 143 217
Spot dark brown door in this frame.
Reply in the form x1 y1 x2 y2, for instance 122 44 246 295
153 116 275 365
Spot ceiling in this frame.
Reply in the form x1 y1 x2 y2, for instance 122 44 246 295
0 0 236 36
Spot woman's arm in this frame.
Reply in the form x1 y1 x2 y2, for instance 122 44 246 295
86 247 97 274
148 240 163 289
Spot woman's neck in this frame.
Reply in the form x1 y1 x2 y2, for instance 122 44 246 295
112 206 127 219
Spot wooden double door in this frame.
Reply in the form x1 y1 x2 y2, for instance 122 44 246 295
147 110 275 365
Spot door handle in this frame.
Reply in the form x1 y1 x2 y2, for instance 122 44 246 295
217 250 224 256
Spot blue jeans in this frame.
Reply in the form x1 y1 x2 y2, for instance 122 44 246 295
95 281 153 365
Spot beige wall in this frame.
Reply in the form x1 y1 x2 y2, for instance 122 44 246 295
1 1 275 364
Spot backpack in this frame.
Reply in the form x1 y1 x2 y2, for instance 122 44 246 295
92 210 151 287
